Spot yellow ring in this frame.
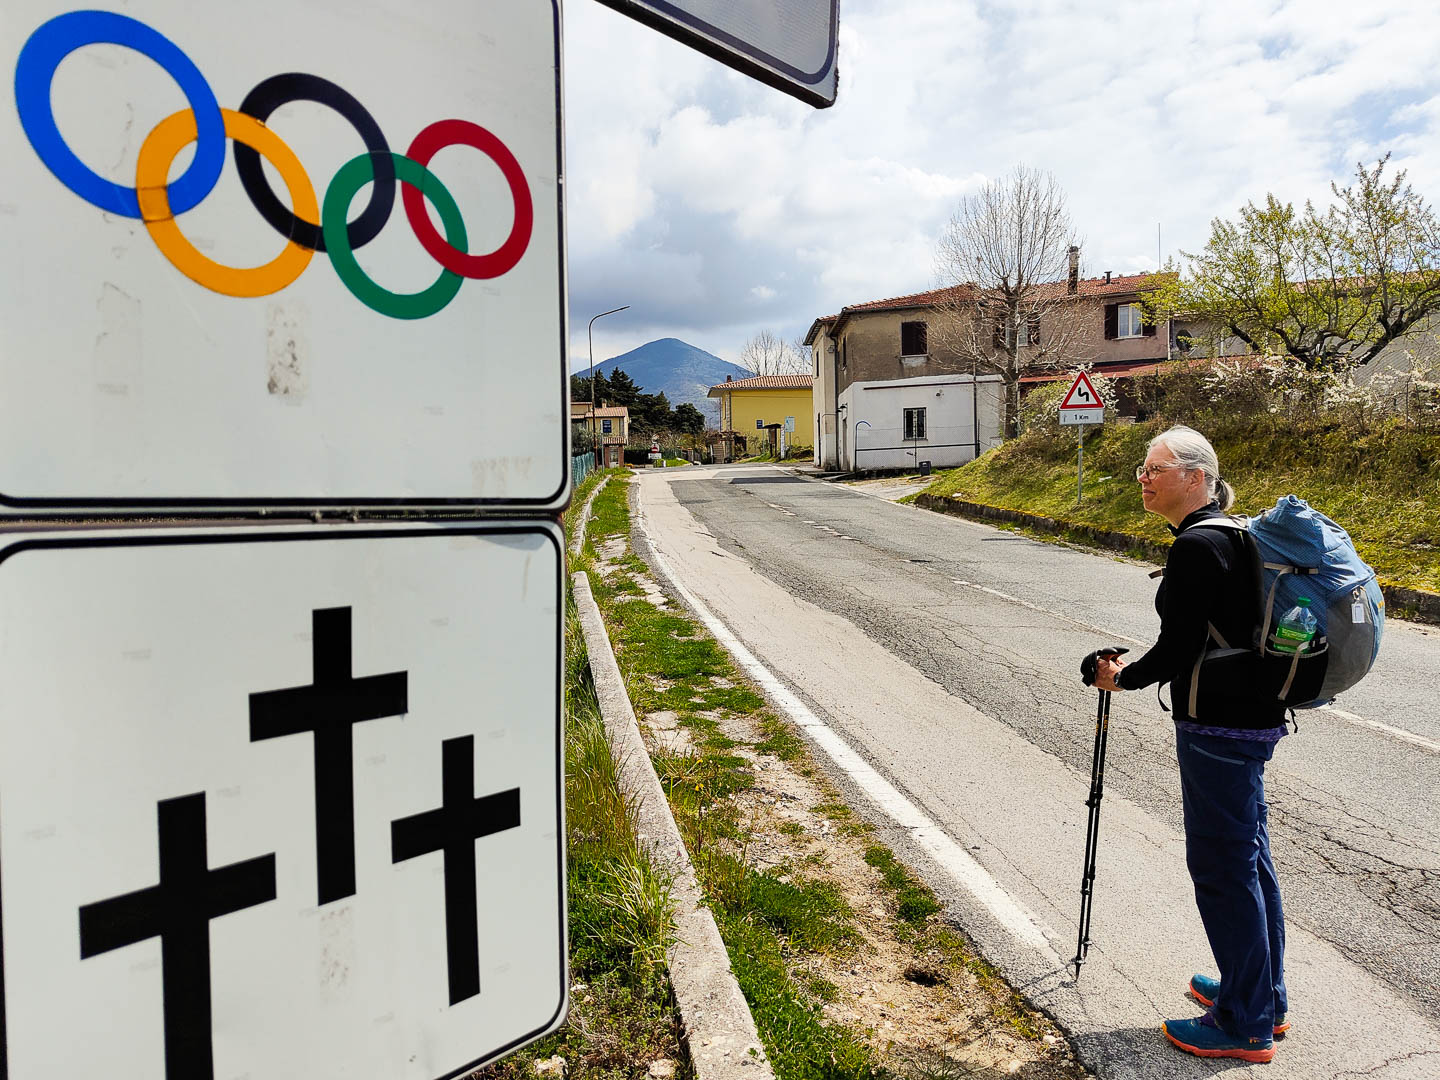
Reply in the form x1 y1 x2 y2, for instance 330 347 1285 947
135 108 316 297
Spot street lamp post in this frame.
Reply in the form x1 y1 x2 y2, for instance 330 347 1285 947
587 306 630 464
588 305 631 413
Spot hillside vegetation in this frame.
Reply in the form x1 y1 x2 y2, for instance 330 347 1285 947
919 418 1440 596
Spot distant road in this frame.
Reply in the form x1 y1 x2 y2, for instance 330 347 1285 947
634 462 1440 1080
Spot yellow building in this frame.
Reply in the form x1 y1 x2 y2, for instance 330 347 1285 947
707 375 814 456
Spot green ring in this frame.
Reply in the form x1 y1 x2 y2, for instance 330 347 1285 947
323 151 466 320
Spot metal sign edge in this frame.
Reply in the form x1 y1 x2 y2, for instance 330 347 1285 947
593 0 838 107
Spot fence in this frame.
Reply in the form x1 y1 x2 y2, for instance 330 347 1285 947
572 450 596 486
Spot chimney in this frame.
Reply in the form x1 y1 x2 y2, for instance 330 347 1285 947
1067 246 1079 294
1104 271 1112 284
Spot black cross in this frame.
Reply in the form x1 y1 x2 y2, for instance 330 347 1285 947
250 606 407 905
78 793 275 1080
391 736 520 1004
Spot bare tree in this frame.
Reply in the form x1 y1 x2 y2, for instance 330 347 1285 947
933 165 1092 438
739 329 808 375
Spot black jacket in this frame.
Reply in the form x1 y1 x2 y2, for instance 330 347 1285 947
1117 503 1286 727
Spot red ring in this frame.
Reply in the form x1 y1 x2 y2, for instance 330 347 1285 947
402 119 532 279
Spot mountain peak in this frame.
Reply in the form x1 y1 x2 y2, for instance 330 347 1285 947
583 339 754 422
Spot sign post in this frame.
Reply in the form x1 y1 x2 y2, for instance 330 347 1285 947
1058 371 1106 502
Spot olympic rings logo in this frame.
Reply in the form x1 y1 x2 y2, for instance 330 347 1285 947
14 11 534 320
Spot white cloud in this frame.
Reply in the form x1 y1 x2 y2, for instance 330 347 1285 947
563 0 1440 364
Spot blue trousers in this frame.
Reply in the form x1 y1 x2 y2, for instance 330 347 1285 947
1175 728 1288 1040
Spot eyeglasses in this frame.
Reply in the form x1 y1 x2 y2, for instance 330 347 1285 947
1135 463 1188 481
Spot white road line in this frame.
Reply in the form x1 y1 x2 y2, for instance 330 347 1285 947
1320 704 1440 754
951 583 1438 755
639 498 1056 957
952 579 1148 647
783 470 1436 756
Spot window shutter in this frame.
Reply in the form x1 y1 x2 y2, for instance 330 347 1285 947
1027 313 1041 347
1103 304 1118 340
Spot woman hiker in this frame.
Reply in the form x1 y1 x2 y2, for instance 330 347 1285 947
1093 424 1289 1064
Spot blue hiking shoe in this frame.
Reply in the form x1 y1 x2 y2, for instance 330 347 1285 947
1188 973 1290 1035
1163 1013 1274 1063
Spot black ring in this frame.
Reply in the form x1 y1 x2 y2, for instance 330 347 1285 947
234 73 394 252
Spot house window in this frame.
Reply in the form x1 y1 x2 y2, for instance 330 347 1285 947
841 339 848 369
1105 302 1156 339
900 320 928 356
756 419 765 429
992 313 1041 348
903 407 927 440
601 418 612 434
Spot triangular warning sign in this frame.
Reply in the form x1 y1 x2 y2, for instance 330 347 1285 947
1059 371 1102 409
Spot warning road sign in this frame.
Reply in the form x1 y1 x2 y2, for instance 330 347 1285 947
0 524 565 1080
1059 371 1104 411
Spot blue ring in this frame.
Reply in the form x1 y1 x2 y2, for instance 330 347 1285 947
14 11 225 218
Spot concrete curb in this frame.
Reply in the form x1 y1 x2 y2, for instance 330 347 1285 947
568 475 609 558
913 492 1440 625
572 571 774 1080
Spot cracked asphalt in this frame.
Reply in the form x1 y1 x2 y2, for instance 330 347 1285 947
635 463 1440 1080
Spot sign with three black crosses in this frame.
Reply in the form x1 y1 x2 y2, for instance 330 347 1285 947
0 526 566 1080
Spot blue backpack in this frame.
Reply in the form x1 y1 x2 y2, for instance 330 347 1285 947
1188 496 1385 715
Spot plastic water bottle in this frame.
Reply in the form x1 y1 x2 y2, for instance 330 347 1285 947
1273 597 1318 653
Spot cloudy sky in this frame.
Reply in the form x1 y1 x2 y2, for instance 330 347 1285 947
561 0 1440 370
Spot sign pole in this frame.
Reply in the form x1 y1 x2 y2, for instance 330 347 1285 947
1077 423 1084 503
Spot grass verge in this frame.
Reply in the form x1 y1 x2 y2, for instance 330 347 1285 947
918 419 1440 596
476 468 687 1080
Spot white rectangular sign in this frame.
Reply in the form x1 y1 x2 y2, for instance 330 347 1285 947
596 0 838 107
0 523 565 1079
0 1 567 513
1060 408 1104 425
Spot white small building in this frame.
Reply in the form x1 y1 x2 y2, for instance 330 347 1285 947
837 373 1004 472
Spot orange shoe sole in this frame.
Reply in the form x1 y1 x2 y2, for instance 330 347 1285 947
1189 985 1290 1035
1163 1022 1275 1063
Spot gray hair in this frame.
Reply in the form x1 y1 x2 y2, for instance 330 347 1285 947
1149 425 1235 511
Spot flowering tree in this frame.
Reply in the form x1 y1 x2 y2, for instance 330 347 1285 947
1147 156 1440 371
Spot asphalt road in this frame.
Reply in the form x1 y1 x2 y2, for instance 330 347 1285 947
633 462 1440 1080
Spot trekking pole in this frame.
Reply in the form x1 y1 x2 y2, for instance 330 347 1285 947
1073 647 1127 980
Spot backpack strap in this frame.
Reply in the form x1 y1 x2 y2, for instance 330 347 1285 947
1187 621 1231 719
1182 518 1250 719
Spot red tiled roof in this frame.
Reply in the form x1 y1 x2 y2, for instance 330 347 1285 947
589 406 630 417
827 273 1177 334
707 374 814 393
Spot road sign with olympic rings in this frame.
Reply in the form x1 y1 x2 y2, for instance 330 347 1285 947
0 0 566 513
14 10 534 320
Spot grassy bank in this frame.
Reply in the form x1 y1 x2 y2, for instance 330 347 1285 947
915 419 1440 596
